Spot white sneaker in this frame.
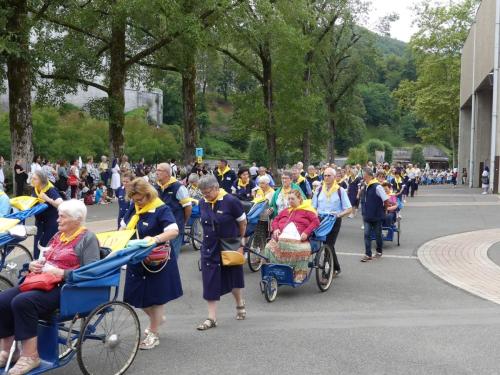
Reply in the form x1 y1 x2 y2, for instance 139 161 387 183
482 192 487 195
348 214 354 219
139 331 159 350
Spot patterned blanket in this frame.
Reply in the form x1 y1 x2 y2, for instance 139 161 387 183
264 238 311 282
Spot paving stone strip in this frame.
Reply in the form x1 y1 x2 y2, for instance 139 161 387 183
418 228 500 305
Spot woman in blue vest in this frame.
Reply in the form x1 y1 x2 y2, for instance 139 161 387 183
360 168 390 262
231 167 257 202
31 170 63 259
121 178 183 350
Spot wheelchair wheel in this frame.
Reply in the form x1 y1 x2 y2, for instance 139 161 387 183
2 244 32 285
77 301 140 375
58 320 81 361
397 219 401 246
264 277 278 303
315 244 334 292
190 218 203 251
247 232 265 273
0 275 13 292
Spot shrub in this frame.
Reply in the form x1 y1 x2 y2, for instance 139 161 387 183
346 147 369 165
411 145 426 166
381 141 393 164
365 138 385 156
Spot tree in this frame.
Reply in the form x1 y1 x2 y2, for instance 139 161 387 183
411 145 426 166
33 0 238 159
394 0 479 167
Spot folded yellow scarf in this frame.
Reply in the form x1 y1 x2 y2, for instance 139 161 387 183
126 198 165 230
217 166 231 178
159 176 177 191
60 226 87 243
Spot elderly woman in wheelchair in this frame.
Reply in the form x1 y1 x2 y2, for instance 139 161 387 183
0 199 99 375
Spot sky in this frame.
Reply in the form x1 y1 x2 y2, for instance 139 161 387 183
364 0 420 43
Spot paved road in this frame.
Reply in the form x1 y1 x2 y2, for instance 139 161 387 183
47 186 500 375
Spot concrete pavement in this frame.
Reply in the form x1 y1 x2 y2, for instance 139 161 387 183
48 185 500 375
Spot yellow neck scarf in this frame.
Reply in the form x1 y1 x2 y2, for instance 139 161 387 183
321 181 340 198
237 178 249 188
253 187 275 203
34 181 54 199
206 189 227 208
0 191 4 197
288 199 317 214
308 173 317 179
126 198 165 230
367 178 379 188
394 176 402 184
217 166 231 177
60 226 86 244
296 175 306 184
159 176 177 191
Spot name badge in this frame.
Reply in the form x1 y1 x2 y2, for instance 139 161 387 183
142 222 149 226
217 210 223 214
226 177 231 180
168 191 173 195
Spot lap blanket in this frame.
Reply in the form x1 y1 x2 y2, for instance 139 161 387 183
264 238 311 282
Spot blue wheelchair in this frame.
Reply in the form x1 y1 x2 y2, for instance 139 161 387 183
370 212 401 246
2 243 156 375
184 204 203 251
0 204 48 291
259 215 336 303
244 201 271 272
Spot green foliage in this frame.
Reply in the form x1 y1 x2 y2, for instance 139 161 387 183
346 147 369 165
199 136 240 159
248 135 269 166
411 145 426 166
382 141 393 164
0 106 180 163
359 83 397 127
365 138 385 155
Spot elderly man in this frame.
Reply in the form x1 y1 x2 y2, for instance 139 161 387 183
255 166 275 187
291 167 312 198
312 168 352 275
155 163 192 258
360 167 391 262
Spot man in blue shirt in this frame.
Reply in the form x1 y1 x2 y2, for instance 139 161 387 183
312 168 352 275
0 189 10 217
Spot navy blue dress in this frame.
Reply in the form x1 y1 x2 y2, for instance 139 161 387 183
199 194 245 301
32 187 61 259
123 204 183 308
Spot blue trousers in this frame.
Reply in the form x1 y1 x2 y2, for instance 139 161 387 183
34 220 58 259
0 286 60 341
363 220 383 257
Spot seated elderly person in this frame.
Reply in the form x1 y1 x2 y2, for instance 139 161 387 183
0 199 100 375
187 173 203 201
264 190 320 282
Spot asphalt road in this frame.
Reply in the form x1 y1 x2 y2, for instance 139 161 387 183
47 185 500 375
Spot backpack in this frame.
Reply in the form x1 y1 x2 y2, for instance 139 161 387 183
313 185 343 210
83 192 94 205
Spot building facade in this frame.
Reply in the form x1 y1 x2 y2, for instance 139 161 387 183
459 0 500 192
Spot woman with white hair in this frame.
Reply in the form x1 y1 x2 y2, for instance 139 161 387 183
0 200 100 374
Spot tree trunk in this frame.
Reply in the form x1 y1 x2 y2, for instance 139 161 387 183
108 15 126 160
6 0 33 192
302 61 313 166
260 50 278 177
182 60 197 165
327 101 336 164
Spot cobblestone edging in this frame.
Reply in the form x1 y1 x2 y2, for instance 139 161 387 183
418 229 500 305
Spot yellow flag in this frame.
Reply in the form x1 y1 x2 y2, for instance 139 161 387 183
96 230 135 251
10 196 40 211
0 218 20 233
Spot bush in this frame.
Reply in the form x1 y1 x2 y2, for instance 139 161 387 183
200 136 241 159
248 136 268 166
365 138 385 156
346 147 369 165
381 141 393 164
411 145 426 166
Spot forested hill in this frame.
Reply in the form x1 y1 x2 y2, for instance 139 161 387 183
159 28 422 165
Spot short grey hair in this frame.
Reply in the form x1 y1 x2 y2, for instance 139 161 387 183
199 174 219 190
324 167 336 177
188 173 200 184
363 167 374 177
33 170 48 186
157 162 172 175
258 175 271 184
58 199 87 223
281 170 293 178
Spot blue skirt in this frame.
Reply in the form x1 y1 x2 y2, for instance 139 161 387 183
201 261 244 301
124 257 183 308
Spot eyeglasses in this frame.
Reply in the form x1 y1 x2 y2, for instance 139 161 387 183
323 174 333 177
201 187 216 197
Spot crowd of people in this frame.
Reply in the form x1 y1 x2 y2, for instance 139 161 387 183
0 154 477 374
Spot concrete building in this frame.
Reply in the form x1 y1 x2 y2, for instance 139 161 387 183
0 84 163 125
393 146 449 169
459 0 500 192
